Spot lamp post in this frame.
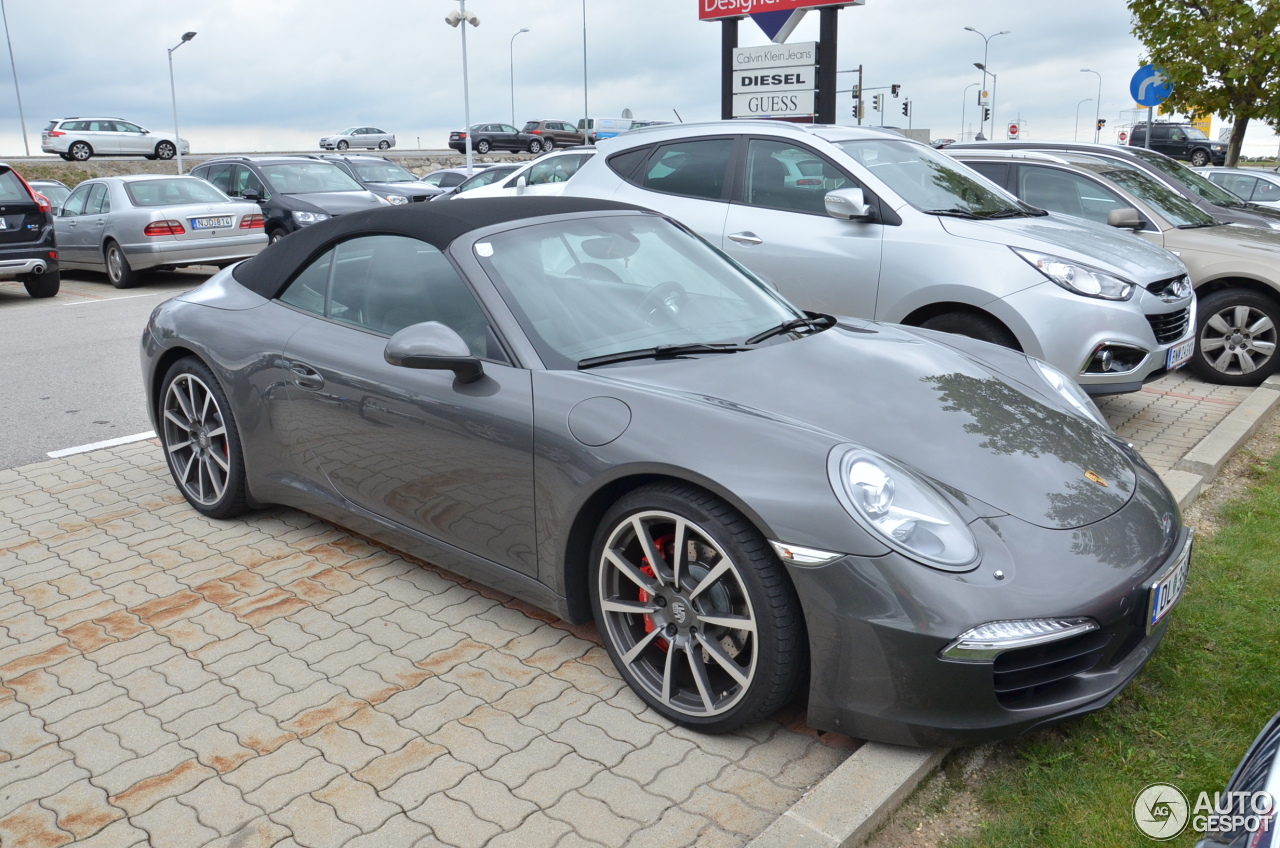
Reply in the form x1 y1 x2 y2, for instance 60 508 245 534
1074 97 1093 142
509 28 529 127
446 2 481 175
167 31 196 175
961 82 978 141
1081 68 1102 142
0 0 27 156
581 0 589 146
964 27 1009 140
973 64 997 139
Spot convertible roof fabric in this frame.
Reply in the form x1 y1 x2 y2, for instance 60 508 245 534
231 196 646 299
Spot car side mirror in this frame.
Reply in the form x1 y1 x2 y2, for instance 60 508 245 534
825 187 874 221
241 188 261 202
1107 207 1143 230
515 175 527 194
384 322 484 383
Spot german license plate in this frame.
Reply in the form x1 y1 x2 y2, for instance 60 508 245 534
1147 534 1192 633
192 216 233 230
1167 338 1194 370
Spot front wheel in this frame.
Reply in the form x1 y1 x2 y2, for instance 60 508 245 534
920 311 1020 350
337 140 349 150
590 483 806 733
476 140 491 154
1190 288 1280 385
105 241 141 288
23 269 60 298
528 139 543 154
159 358 249 518
268 228 288 245
69 141 92 162
155 141 176 160
1190 149 1211 167
378 140 390 150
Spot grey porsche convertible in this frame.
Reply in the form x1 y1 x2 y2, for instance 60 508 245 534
141 197 1192 746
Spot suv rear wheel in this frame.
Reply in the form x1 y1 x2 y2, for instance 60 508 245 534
1191 288 1280 385
23 269 59 298
542 137 555 151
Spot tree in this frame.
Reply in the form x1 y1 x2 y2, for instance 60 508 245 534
1127 0 1280 167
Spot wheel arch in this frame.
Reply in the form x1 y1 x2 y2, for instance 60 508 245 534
899 301 1025 351
1194 275 1280 304
149 345 209 421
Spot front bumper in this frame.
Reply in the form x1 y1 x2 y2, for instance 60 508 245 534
121 234 267 270
790 450 1187 747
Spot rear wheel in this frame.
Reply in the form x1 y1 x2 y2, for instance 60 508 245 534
155 141 176 160
1190 149 1211 167
337 140 349 150
920 311 1020 349
69 141 92 162
1190 288 1280 385
159 358 249 518
476 139 491 154
105 241 141 288
23 269 60 298
590 483 805 733
542 137 555 151
378 140 390 150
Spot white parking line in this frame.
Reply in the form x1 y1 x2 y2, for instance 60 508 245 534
61 292 170 306
48 431 157 458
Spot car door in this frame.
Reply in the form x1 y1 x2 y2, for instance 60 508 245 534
78 183 110 264
277 234 538 575
494 125 516 150
722 137 883 319
115 122 149 154
54 183 92 262
84 120 120 154
611 136 736 250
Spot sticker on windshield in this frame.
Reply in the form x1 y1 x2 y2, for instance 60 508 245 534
475 242 494 257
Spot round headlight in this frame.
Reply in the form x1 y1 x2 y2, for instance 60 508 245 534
828 446 978 570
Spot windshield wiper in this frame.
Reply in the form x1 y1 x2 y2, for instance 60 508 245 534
922 208 983 219
978 208 1031 219
745 313 836 345
577 343 749 370
1176 221 1223 229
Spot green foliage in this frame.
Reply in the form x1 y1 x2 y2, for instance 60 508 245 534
14 164 94 188
1127 0 1280 166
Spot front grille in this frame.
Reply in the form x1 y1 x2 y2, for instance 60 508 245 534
410 195 429 202
1147 274 1190 300
992 629 1112 708
1147 307 1191 345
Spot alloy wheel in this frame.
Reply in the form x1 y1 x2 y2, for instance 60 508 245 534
477 140 491 154
70 142 91 161
337 140 349 150
597 510 758 718
107 246 124 282
378 140 390 149
1200 304 1277 376
162 373 231 507
157 142 176 160
1191 150 1209 167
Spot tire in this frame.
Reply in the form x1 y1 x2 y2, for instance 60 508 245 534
337 140 349 150
59 153 73 161
528 139 543 154
1190 149 1211 167
589 482 806 733
476 140 491 154
920 311 1020 349
158 357 250 518
1189 288 1280 386
542 137 555 151
268 228 288 245
69 141 92 162
155 141 176 161
378 140 390 150
23 269 60 298
105 241 141 289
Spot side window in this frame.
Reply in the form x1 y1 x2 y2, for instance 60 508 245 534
117 122 143 133
1168 127 1186 141
204 164 234 194
501 125 519 134
742 138 852 215
62 184 90 216
965 161 1010 190
232 166 266 199
525 154 590 185
1253 178 1280 203
440 172 465 188
89 121 115 132
370 128 385 135
85 184 108 215
1219 174 1259 201
1151 125 1170 140
640 138 734 201
1018 166 1127 225
608 146 652 182
420 172 443 187
280 249 333 315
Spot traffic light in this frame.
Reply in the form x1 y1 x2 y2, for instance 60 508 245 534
983 107 991 122
891 84 901 98
851 101 859 118
901 100 911 117
873 93 884 112
1097 118 1107 130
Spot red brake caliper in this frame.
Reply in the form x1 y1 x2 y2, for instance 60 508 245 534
637 534 674 652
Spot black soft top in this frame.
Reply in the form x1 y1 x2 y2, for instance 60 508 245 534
232 197 646 299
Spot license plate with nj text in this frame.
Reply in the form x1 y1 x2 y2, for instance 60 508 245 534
1167 338 1194 370
192 216 233 230
1148 533 1193 633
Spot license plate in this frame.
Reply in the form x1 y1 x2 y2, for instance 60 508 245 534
1167 337 1194 370
1147 534 1193 633
0 218 7 230
192 216 233 230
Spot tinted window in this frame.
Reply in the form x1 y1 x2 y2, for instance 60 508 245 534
641 139 734 201
62 185 90 216
456 168 517 193
522 122 540 132
1017 166 1127 225
1151 125 1170 139
1218 174 1259 201
0 171 31 203
743 139 852 215
89 121 115 132
524 153 593 185
420 172 445 186
369 128 385 135
965 161 1009 189
440 172 466 187
85 183 108 215
608 147 651 181
1254 177 1280 203
351 161 417 183
204 164 233 194
125 179 230 207
32 183 70 206
279 249 332 315
63 121 87 132
1095 166 1218 227
836 138 1022 216
232 166 266 199
500 125 519 134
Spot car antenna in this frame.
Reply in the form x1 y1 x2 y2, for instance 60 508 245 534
673 109 683 123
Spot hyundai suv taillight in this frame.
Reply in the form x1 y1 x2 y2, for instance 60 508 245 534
144 220 186 236
239 214 265 229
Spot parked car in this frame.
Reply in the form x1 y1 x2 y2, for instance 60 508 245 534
449 124 543 155
318 127 396 151
565 121 1194 395
28 179 71 214
951 141 1280 230
932 138 957 149
190 156 387 244
142 196 1190 746
40 118 189 162
316 154 442 204
54 175 265 288
0 163 59 298
1195 711 1279 847
1127 121 1226 167
429 165 522 200
577 117 632 143
1195 166 1280 209
450 150 596 200
522 120 584 151
950 148 1280 386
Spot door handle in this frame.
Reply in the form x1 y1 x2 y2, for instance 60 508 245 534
95 220 105 226
728 232 763 246
288 361 325 390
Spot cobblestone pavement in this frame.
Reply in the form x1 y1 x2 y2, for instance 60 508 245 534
1097 370 1255 473
0 442 854 848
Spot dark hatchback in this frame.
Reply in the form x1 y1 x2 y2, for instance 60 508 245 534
448 123 544 155
0 164 59 298
190 156 385 244
316 154 442 204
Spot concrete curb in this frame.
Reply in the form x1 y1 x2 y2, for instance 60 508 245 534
746 743 949 848
1174 375 1280 480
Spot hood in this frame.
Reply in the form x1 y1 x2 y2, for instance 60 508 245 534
602 323 1137 530
938 213 1186 283
1174 220 1280 257
283 191 384 215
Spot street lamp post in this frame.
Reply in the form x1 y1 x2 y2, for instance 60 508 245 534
1074 97 1093 142
964 27 1009 140
446 2 481 175
167 31 196 175
961 82 978 141
1081 69 1102 142
581 0 589 146
973 64 998 139
0 0 27 156
509 28 529 127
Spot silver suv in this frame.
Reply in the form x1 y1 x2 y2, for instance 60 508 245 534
565 122 1195 395
41 118 189 162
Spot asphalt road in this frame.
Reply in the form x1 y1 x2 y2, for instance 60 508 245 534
0 270 209 470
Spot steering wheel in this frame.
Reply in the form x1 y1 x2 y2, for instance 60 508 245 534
638 281 690 325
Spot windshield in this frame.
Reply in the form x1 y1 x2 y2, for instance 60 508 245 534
1128 148 1242 206
32 183 71 205
258 162 364 194
1182 126 1209 140
340 128 358 135
835 138 1023 216
474 215 800 368
126 178 232 207
1080 164 1219 227
351 161 417 183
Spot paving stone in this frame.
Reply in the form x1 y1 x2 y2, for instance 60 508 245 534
378 677 459 721
220 709 296 756
181 725 257 774
224 667 292 708
313 774 400 832
520 687 601 735
179 775 264 837
549 717 634 769
201 815 295 848
554 832 611 848
133 796 221 848
65 817 150 848
41 778 122 840
303 723 382 771
342 812 434 848
447 771 537 829
400 689 484 738
648 749 731 804
381 753 476 808
244 757 344 815
490 673 572 719
407 791 501 848
272 793 361 848
0 757 89 819
8 667 72 710
150 654 217 693
579 701 664 748
622 806 712 848
150 681 239 726
257 654 326 692
280 693 367 739
338 705 416 754
0 799 74 848
426 720 510 770
62 726 136 774
0 710 55 759
353 738 447 791
486 811 574 848
512 753 604 808
328 665 401 704
116 667 182 708
222 740 318 795
683 785 777 836
613 733 697 785
545 791 641 846
579 771 671 824
110 757 216 817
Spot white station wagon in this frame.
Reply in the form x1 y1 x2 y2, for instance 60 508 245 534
41 117 189 162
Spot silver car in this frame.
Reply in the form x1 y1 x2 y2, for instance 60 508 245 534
40 117 189 162
54 175 267 288
1195 166 1280 209
566 121 1195 395
319 127 395 151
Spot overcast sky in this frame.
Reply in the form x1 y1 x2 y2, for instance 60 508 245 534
3 0 1278 156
